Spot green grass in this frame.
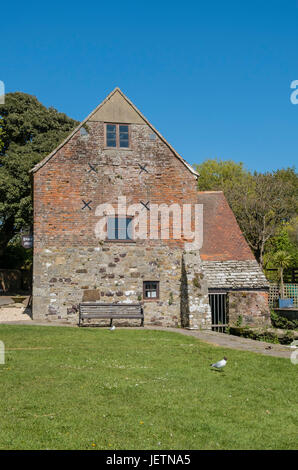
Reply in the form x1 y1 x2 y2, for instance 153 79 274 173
0 325 297 450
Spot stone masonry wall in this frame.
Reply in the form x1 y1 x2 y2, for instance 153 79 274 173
32 117 210 325
202 260 270 326
33 243 210 327
228 291 270 326
180 252 211 329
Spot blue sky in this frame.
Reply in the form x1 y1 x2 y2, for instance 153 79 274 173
2 0 298 172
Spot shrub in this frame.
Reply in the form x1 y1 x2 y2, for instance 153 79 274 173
270 310 298 330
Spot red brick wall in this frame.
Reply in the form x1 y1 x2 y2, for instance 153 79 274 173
33 121 198 248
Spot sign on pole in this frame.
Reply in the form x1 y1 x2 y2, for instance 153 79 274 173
21 235 33 249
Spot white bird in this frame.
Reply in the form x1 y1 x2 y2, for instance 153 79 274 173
211 357 227 370
109 325 116 331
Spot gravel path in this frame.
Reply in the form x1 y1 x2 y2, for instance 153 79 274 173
0 304 32 322
0 297 13 306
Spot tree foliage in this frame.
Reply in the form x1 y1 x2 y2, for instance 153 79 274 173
0 92 78 259
271 250 293 297
195 159 298 267
195 159 251 192
0 118 4 153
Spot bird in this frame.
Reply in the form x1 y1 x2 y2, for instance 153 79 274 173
109 325 116 331
211 357 227 370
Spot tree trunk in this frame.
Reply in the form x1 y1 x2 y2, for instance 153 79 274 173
280 267 284 299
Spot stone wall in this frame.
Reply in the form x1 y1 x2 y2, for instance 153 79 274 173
33 243 211 328
181 252 212 329
202 260 270 326
228 291 270 326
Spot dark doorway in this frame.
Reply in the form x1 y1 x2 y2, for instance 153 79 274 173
208 293 228 332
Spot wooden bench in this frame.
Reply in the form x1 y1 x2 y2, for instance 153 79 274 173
79 302 144 327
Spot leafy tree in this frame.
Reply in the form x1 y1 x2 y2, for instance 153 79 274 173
195 159 298 267
264 219 298 281
0 92 78 260
272 250 292 298
195 159 251 194
0 118 4 153
286 216 298 246
232 171 297 267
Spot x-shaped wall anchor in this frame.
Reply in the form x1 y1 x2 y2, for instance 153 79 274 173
140 201 150 211
88 163 98 173
82 200 92 210
138 163 149 175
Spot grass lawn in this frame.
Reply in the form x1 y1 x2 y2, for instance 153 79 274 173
0 325 297 450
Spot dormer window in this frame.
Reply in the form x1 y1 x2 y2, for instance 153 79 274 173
106 124 130 148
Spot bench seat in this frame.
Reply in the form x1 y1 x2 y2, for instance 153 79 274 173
79 302 144 327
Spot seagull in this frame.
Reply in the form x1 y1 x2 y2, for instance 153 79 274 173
109 325 116 331
211 357 227 370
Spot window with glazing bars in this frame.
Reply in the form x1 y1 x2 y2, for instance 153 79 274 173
107 217 133 240
143 281 159 299
106 124 129 148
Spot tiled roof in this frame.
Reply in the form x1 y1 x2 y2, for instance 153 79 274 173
197 191 255 261
202 260 269 289
198 191 269 289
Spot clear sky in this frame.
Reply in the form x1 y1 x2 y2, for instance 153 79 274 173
2 0 298 172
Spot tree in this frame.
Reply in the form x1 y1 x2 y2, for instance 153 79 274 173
0 118 4 153
272 250 292 298
232 171 297 267
195 159 298 267
0 92 78 259
263 218 298 281
286 216 298 246
195 159 251 194
265 221 298 267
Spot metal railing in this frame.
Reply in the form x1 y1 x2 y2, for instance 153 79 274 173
208 293 228 333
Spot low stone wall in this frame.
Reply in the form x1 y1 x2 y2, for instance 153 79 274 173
228 290 270 326
229 326 298 345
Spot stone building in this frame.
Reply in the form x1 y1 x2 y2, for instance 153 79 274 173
30 88 269 327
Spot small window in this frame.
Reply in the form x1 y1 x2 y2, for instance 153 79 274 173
107 217 133 240
143 281 159 300
106 124 130 148
80 127 89 136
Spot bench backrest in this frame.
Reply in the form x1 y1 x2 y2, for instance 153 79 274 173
79 302 142 315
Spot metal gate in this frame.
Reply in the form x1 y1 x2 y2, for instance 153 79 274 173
208 293 228 332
